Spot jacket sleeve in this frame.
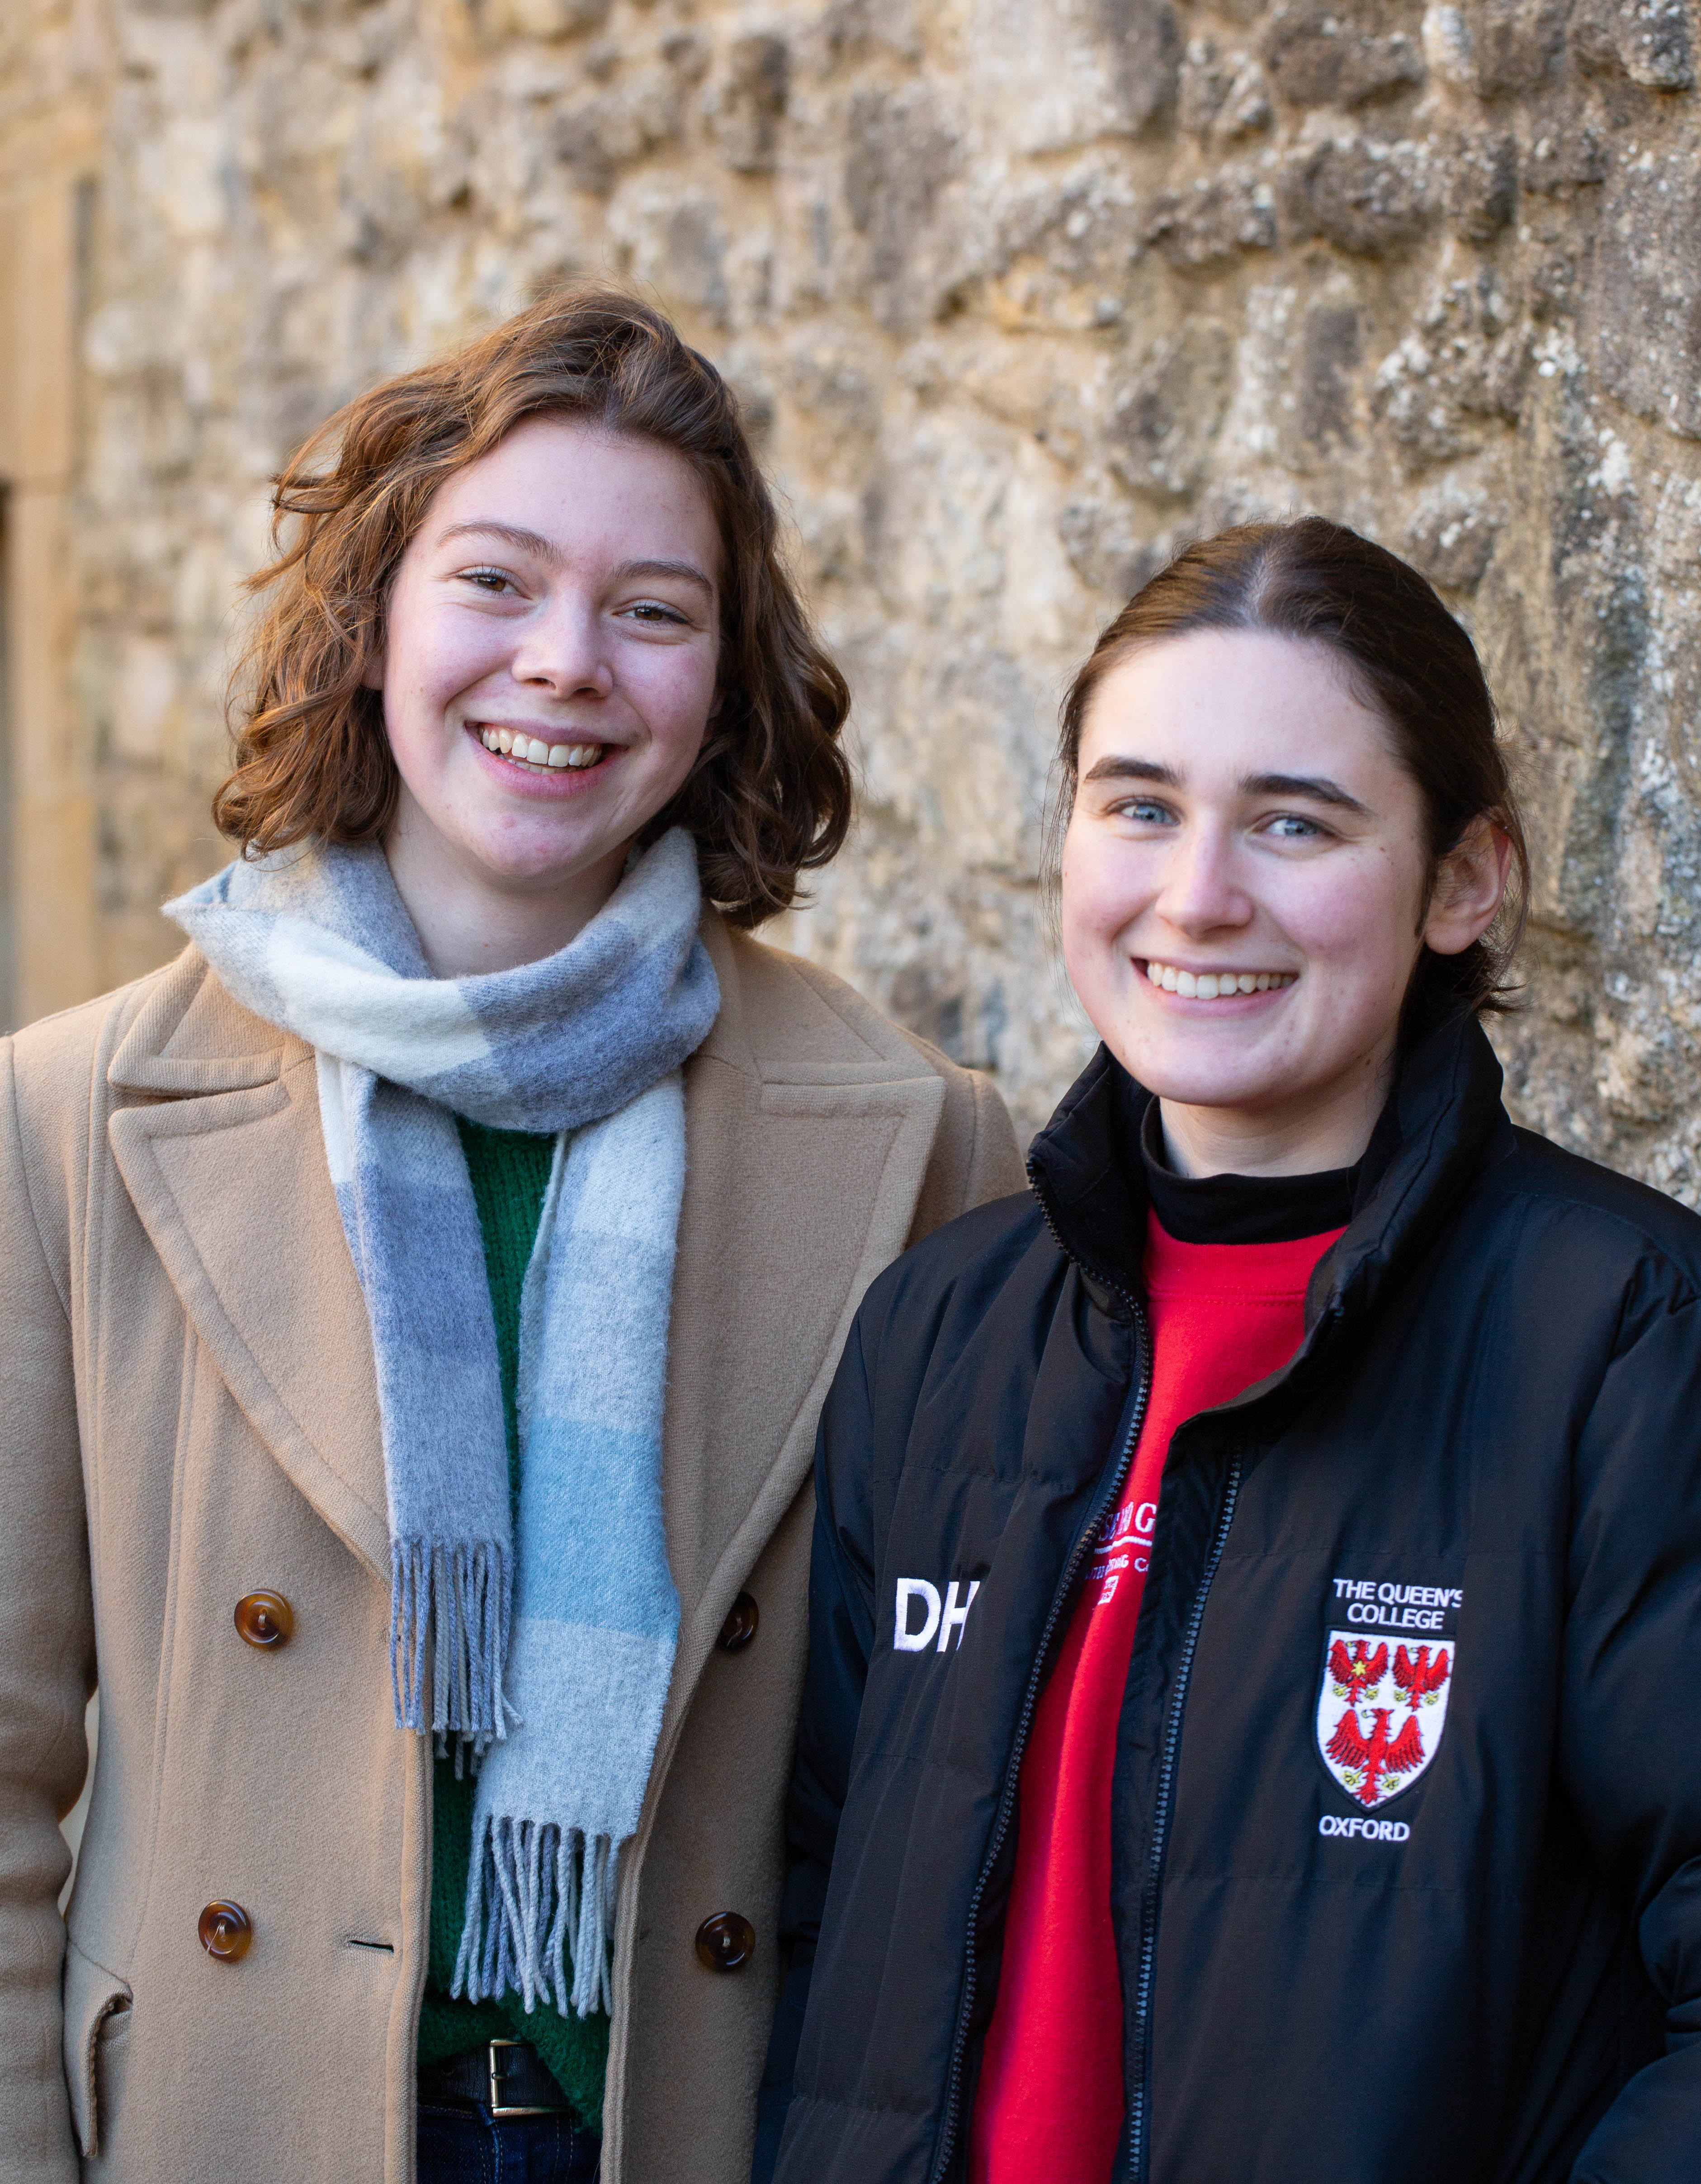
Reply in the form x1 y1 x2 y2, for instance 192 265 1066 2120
752 1314 881 2183
0 1039 93 2184
1565 1270 1701 2183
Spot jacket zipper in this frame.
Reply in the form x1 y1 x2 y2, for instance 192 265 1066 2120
1124 1453 1243 2183
927 1198 1152 2184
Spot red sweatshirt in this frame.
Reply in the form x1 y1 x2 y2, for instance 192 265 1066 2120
969 1211 1345 2184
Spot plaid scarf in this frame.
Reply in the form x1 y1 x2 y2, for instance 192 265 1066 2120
167 827 718 2015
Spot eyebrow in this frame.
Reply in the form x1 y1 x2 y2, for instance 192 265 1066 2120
1079 756 1181 787
1080 754 1373 819
611 556 716 600
438 520 560 562
436 524 717 601
1241 771 1375 818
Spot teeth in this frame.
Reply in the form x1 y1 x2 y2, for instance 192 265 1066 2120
1146 961 1296 998
477 729 604 772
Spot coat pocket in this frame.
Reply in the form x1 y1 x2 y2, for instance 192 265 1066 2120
62 1935 132 2158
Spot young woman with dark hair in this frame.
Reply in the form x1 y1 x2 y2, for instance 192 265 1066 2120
760 518 1701 2184
0 289 1021 2184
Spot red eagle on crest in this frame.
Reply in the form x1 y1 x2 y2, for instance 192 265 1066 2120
1322 1641 1453 1808
1328 1637 1388 1709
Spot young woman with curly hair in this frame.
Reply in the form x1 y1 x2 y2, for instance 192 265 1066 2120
0 289 1019 2184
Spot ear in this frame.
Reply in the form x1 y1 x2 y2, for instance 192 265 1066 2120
359 646 386 694
1423 817 1512 958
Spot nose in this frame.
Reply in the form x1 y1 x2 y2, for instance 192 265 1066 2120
507 593 614 700
1153 819 1253 938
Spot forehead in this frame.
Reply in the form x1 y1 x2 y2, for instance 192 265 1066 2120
422 415 722 575
1080 628 1398 783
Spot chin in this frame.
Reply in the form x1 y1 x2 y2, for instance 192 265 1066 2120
1140 1069 1286 1113
1114 1035 1291 1113
461 820 610 885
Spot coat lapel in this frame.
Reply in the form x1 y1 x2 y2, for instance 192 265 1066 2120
104 925 948 1640
653 916 947 1758
107 949 389 1576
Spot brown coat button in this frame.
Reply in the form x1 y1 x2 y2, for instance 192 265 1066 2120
717 1592 759 1653
234 1592 294 1649
695 1912 755 1972
198 1901 253 1961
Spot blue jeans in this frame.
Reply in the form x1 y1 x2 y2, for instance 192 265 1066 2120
417 2100 601 2183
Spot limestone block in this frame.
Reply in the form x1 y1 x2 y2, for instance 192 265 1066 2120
1263 0 1427 109
1590 151 1701 440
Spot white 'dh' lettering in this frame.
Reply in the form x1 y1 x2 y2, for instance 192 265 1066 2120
894 1579 941 1651
893 1576 981 1653
936 1579 980 1651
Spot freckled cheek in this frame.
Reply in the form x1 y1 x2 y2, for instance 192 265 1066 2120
1271 859 1415 966
625 652 719 757
391 622 510 729
1061 842 1154 956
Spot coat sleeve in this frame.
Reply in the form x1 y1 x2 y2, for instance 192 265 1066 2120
1564 1269 1701 2183
0 1037 93 2184
752 1314 881 2183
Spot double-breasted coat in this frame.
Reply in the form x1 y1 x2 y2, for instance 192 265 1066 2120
0 911 1021 2184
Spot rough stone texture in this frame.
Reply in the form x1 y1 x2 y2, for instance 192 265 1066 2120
16 0 1701 1173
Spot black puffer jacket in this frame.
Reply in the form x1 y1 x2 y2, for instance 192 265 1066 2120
759 1004 1701 2184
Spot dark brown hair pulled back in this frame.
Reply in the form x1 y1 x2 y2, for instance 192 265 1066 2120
215 286 852 927
1058 517 1528 1014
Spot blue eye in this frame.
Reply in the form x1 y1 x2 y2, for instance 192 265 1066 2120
1120 799 1176 826
1264 813 1324 840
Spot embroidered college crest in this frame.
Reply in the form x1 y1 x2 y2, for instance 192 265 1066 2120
1316 1578 1460 1810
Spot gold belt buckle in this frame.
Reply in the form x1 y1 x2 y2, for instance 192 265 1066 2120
486 2037 559 2118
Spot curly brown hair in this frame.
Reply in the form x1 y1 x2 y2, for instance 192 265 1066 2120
1059 518 1529 1016
214 288 852 926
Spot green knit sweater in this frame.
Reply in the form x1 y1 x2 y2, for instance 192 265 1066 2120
415 1118 611 2130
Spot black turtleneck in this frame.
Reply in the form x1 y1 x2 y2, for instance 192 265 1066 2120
1138 1098 1362 1246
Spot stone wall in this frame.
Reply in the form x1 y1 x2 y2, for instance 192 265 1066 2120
0 0 104 1026
33 0 1701 1170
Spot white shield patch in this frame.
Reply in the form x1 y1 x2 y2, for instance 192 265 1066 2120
1315 1579 1460 1811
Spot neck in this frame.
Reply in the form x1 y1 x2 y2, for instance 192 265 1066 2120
383 810 627 978
1157 1048 1394 1179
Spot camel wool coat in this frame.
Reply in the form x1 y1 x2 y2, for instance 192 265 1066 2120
0 909 1022 2184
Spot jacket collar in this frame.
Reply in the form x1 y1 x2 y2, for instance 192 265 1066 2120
1027 991 1514 1349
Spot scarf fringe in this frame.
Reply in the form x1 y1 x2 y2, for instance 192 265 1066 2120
390 1538 514 1751
453 1816 616 2020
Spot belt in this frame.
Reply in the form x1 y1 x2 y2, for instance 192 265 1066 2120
420 2038 576 2118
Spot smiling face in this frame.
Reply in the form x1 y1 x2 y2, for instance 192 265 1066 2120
375 413 723 972
1061 628 1505 1176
